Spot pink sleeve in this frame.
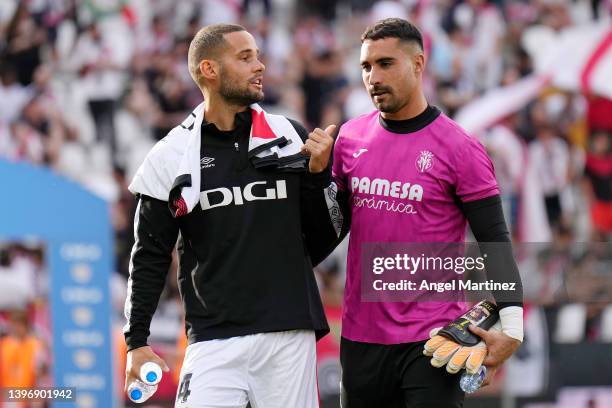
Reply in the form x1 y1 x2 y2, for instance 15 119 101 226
454 136 500 202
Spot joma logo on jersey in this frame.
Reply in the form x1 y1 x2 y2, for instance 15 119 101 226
200 180 287 210
351 177 423 201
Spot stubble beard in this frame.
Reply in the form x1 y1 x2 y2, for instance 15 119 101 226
219 75 264 107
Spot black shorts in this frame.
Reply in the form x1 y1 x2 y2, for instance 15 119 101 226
340 337 465 408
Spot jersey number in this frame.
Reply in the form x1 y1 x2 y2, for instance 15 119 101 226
177 373 192 403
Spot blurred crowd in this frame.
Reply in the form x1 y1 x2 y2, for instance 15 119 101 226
0 244 50 404
1 0 612 404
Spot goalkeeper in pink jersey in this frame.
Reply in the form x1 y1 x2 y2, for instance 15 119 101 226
332 18 524 407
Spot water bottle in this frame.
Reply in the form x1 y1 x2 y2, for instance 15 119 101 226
127 362 163 403
127 380 158 403
140 362 162 386
459 366 486 394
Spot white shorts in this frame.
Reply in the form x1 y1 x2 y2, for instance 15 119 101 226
174 330 319 408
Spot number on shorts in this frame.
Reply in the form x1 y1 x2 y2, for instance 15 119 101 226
177 373 192 403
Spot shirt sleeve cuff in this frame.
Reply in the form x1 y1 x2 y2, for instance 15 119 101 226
304 165 332 189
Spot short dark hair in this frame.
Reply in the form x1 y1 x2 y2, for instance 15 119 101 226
361 18 423 51
188 23 246 88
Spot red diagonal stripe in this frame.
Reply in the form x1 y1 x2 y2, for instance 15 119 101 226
251 109 276 139
580 29 612 94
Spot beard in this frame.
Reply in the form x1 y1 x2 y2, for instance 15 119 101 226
372 91 401 113
369 85 410 114
373 96 400 113
219 72 264 107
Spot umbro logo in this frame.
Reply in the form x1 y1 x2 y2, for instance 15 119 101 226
353 148 368 158
201 157 215 169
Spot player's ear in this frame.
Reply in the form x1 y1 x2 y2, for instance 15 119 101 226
200 59 218 81
413 52 425 75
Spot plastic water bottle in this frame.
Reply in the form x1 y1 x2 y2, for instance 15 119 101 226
127 380 158 403
127 362 163 403
140 362 162 386
460 366 487 394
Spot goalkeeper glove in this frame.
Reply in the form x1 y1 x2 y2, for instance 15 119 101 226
423 300 499 374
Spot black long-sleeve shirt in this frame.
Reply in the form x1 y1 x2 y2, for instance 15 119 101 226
124 110 341 351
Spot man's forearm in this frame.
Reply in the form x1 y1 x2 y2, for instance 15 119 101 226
461 194 524 342
124 196 179 350
300 165 350 266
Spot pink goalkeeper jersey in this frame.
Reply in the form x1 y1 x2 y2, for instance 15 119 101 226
333 108 500 344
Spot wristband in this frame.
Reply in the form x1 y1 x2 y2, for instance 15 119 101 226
499 306 524 342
